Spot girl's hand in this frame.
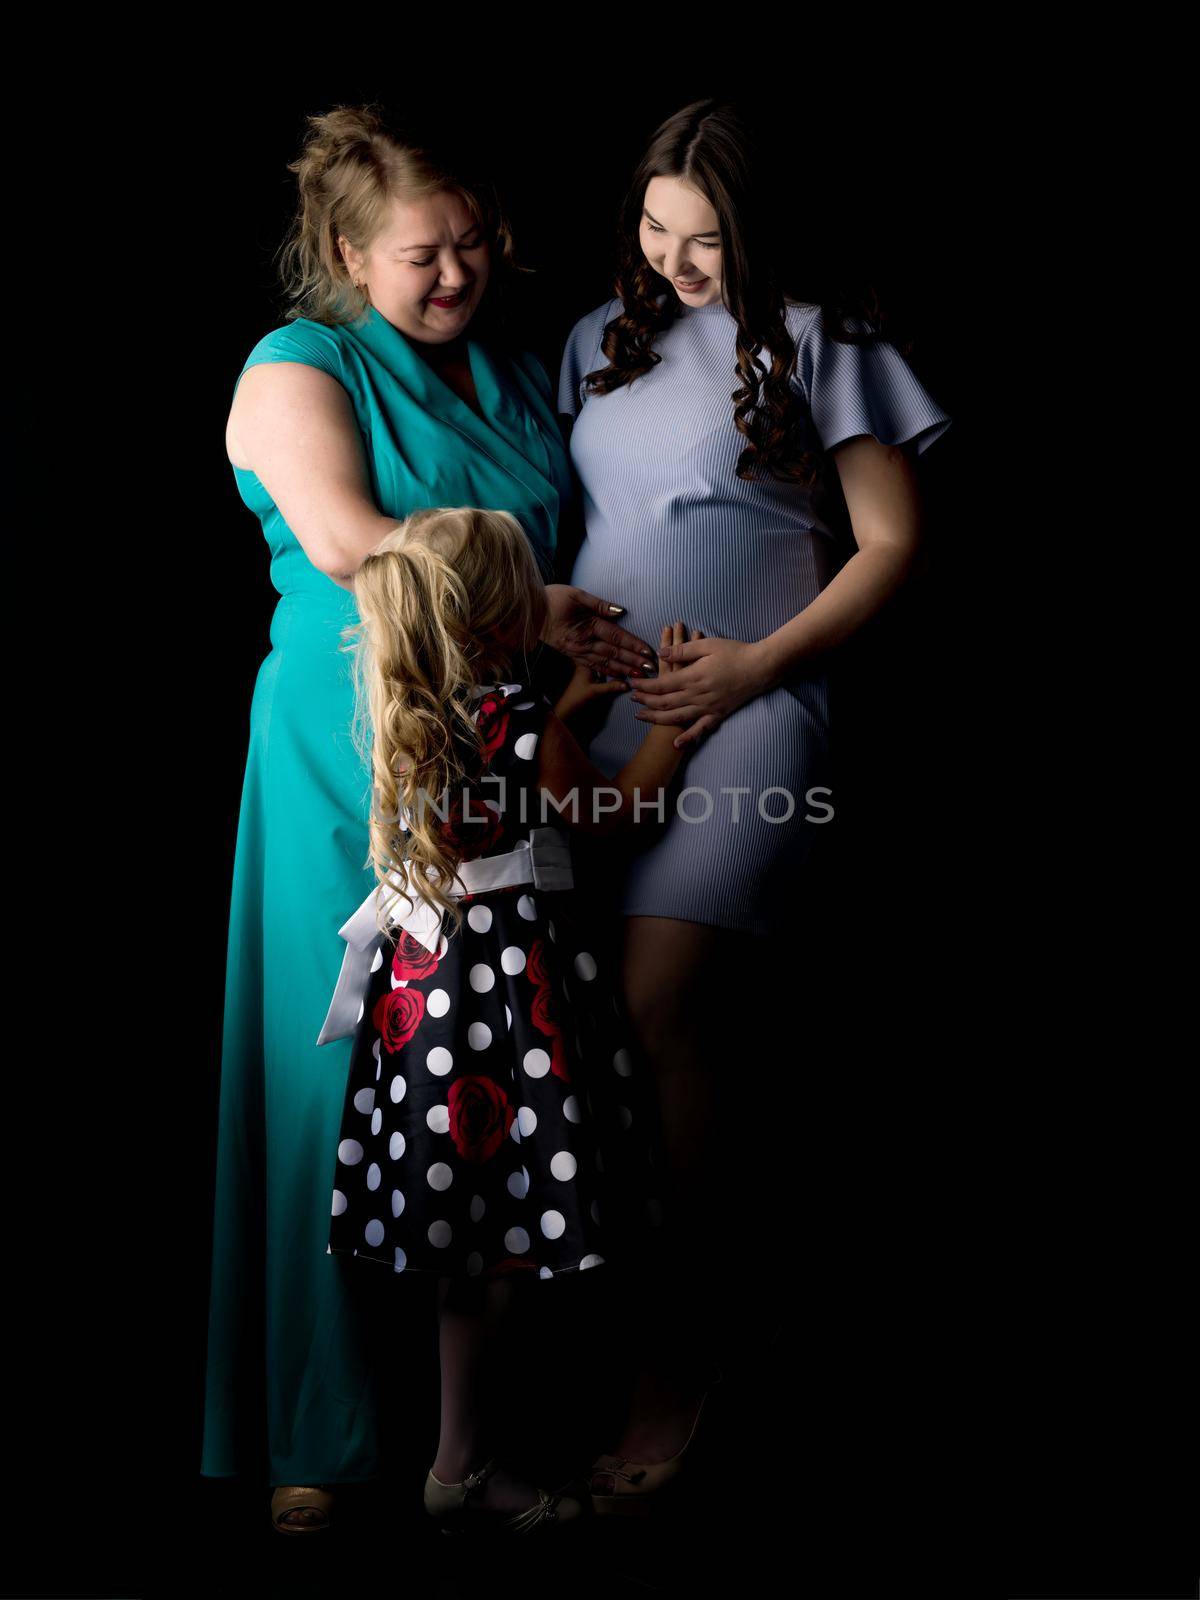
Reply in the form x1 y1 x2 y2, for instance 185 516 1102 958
631 628 773 750
541 584 658 680
553 659 629 723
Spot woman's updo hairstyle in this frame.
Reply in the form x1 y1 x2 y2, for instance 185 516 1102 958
276 102 526 338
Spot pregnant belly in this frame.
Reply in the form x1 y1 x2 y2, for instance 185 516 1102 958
569 517 831 659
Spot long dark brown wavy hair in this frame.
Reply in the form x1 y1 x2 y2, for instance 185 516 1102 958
585 99 898 489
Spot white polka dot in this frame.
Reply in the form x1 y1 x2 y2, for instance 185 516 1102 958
548 921 557 942
562 1095 581 1124
514 732 538 761
467 904 493 932
371 1107 382 1136
428 1220 452 1248
517 895 536 920
469 1194 485 1222
504 1226 531 1253
389 1131 406 1160
427 1104 450 1133
523 1048 550 1079
364 1219 385 1248
517 1106 538 1137
370 946 384 973
390 972 408 991
427 1162 453 1191
507 1166 530 1199
550 1151 577 1181
509 1120 522 1144
393 1247 407 1272
579 1254 605 1270
338 1139 364 1165
514 699 535 710
427 988 451 1017
355 999 364 1026
366 1162 381 1191
468 1021 492 1051
373 1038 382 1082
540 1209 566 1240
618 1105 633 1130
426 1046 454 1076
469 963 495 993
501 945 526 976
331 1189 347 1216
505 1005 512 1031
390 1074 406 1104
539 1266 554 1279
574 951 597 981
613 1048 633 1077
392 1190 405 1217
353 1087 375 1115
466 1251 483 1276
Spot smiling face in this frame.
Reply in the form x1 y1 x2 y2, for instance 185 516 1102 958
638 174 724 308
338 189 491 343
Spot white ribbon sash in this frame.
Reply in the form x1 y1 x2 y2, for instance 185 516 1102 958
316 826 573 1048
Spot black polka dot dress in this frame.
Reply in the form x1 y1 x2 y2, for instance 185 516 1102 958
326 681 667 1282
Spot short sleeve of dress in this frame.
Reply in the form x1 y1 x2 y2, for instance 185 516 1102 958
791 309 952 457
237 318 347 388
556 300 618 421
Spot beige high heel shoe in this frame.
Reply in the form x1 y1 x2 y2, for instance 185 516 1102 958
270 1483 334 1534
423 1456 585 1536
588 1369 723 1517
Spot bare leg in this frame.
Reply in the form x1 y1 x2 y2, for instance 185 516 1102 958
431 1273 555 1516
595 914 753 1472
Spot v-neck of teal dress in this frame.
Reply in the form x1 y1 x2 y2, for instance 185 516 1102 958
231 304 571 604
202 308 572 1486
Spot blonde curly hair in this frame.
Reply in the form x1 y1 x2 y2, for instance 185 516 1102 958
345 507 549 943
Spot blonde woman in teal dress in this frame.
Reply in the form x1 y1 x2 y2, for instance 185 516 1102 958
202 106 656 1532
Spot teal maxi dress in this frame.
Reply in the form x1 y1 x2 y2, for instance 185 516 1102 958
201 304 573 1485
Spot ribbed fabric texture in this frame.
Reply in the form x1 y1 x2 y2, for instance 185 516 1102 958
556 296 951 937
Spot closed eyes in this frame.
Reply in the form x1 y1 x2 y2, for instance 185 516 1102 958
644 222 718 248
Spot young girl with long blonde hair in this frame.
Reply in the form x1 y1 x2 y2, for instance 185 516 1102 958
316 504 694 1534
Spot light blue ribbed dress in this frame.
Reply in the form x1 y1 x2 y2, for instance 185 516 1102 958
557 296 952 937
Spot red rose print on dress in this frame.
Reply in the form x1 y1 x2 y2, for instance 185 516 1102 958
439 786 506 860
528 965 573 1083
526 937 551 989
372 987 425 1053
474 694 511 762
448 1076 515 1164
391 930 441 984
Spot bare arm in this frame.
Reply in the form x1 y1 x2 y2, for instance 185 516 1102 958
630 436 931 746
228 362 401 588
534 623 692 836
752 434 926 682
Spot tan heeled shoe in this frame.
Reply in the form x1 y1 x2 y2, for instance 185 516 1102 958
270 1483 334 1534
423 1456 585 1536
588 1370 723 1517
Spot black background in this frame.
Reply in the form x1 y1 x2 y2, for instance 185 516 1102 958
11 47 1195 1600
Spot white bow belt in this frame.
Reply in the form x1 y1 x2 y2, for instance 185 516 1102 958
315 826 573 1047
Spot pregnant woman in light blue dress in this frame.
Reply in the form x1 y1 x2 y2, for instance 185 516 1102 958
556 99 954 1511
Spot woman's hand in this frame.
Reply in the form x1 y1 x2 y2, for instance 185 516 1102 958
541 585 658 679
553 659 630 723
630 628 775 750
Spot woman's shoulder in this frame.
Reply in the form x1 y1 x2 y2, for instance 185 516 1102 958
241 315 350 380
565 296 623 348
